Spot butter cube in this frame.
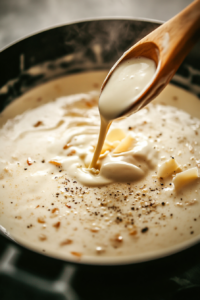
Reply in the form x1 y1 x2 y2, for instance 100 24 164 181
113 134 136 153
106 128 126 143
173 167 198 190
157 158 180 178
101 142 116 154
101 128 125 154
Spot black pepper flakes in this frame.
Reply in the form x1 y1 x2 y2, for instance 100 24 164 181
141 227 149 233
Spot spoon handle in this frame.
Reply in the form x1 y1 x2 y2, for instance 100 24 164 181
148 0 200 73
125 0 200 113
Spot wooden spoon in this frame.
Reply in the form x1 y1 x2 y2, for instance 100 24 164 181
101 0 200 117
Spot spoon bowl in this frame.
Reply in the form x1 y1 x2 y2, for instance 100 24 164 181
101 0 200 118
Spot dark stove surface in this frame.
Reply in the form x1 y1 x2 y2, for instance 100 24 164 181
1 238 200 300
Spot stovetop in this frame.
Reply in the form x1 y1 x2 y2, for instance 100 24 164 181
0 237 200 300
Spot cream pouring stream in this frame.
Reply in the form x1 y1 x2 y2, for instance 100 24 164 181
90 57 156 169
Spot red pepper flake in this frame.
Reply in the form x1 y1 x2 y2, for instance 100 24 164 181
60 239 73 246
37 217 45 224
53 221 61 229
63 144 71 150
110 234 123 248
49 160 62 167
33 121 43 127
65 204 71 209
67 150 76 156
129 230 137 236
39 234 47 241
71 251 82 258
90 227 100 233
27 157 33 165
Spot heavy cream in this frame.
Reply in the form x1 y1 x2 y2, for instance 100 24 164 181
0 72 200 264
90 57 156 168
99 57 156 121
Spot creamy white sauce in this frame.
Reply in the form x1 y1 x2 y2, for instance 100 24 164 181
99 57 156 121
0 71 200 264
